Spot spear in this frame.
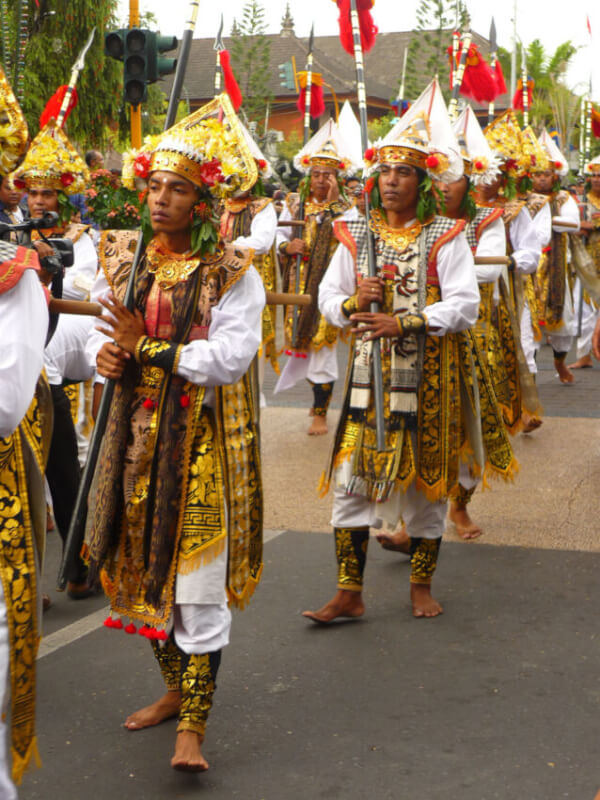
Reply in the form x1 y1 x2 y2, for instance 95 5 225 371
348 0 385 450
488 17 497 125
213 14 224 96
291 23 314 348
13 0 29 103
58 0 201 591
521 43 529 127
56 27 96 129
448 22 472 122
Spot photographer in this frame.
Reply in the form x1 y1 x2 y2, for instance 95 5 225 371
12 120 98 599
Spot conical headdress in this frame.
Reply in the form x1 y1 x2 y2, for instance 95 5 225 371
453 105 502 186
0 65 29 178
293 118 357 176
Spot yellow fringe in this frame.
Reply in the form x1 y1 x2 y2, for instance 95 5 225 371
482 457 520 489
12 737 41 785
227 563 264 610
177 533 227 576
317 470 330 498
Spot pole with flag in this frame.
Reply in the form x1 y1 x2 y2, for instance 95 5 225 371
58 0 202 591
488 18 497 124
448 22 472 121
346 0 385 450
521 43 529 127
291 24 315 348
213 14 224 96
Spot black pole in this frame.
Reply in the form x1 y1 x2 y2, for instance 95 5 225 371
57 0 202 590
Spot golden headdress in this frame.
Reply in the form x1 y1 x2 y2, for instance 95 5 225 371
122 93 257 196
0 65 28 178
484 110 524 178
11 119 89 195
293 119 356 176
520 126 550 173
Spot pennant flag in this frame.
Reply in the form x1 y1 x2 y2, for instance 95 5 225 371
512 77 534 111
296 71 326 119
39 86 78 129
334 0 378 56
218 50 242 111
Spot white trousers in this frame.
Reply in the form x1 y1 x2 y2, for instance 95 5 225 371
520 301 538 374
0 582 17 800
331 483 447 541
173 603 231 655
573 280 598 359
274 345 338 393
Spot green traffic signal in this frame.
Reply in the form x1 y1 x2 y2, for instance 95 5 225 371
278 61 294 91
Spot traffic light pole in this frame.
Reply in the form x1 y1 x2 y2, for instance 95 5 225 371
129 0 142 147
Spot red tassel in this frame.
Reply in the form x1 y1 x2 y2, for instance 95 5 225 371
39 86 78 129
218 50 242 111
494 59 507 96
296 83 326 119
156 630 168 641
103 616 115 628
124 622 137 634
512 79 534 112
591 105 600 139
112 618 123 630
459 45 498 103
336 0 378 56
138 625 150 638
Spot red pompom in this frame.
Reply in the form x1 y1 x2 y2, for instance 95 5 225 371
143 398 155 410
156 630 168 641
138 625 150 637
112 618 123 630
179 394 190 408
257 159 267 170
103 616 115 628
554 160 562 170
364 147 375 161
124 622 137 634
219 49 243 111
426 155 440 168
474 160 485 171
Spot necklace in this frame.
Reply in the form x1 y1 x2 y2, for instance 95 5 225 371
587 191 600 211
368 208 423 250
146 239 207 291
224 197 251 214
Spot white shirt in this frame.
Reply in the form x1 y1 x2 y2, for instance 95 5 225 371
473 216 507 284
319 223 480 335
62 231 98 300
276 198 359 250
0 269 48 437
508 207 541 275
530 194 581 250
231 202 277 255
87 265 265 408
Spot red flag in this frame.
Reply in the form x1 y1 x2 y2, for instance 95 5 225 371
335 0 378 56
218 50 242 111
296 71 326 119
39 86 78 129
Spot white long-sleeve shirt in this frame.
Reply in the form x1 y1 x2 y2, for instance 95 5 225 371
530 194 581 250
0 269 48 437
230 202 277 255
508 207 541 275
62 231 98 300
319 223 480 335
276 199 359 250
86 265 265 408
473 216 507 284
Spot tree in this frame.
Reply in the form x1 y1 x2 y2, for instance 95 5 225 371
2 0 122 149
403 0 469 102
230 1 273 127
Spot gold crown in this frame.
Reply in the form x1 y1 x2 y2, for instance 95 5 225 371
484 110 523 176
122 94 257 196
520 126 550 173
0 65 28 178
12 119 89 194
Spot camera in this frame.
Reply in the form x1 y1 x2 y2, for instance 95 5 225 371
39 238 75 275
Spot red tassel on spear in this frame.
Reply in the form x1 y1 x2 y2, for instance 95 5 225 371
218 50 242 111
512 77 534 111
334 0 378 56
39 85 79 129
296 71 325 119
591 104 600 139
494 59 507 95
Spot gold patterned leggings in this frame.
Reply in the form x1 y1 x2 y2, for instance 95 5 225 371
309 381 334 416
409 537 441 585
452 484 477 509
151 637 221 736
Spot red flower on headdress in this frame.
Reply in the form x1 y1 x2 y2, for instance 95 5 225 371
530 155 537 166
426 155 439 169
134 152 152 179
474 160 485 171
301 155 311 168
364 147 375 162
364 176 375 195
505 158 517 171
338 160 346 170
60 172 74 187
138 189 148 205
13 178 26 190
554 160 562 170
257 159 267 170
192 201 211 221
199 159 224 186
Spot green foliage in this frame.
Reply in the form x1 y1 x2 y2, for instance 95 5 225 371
84 169 141 229
230 1 273 126
5 1 122 149
276 130 302 163
403 0 469 102
368 113 396 142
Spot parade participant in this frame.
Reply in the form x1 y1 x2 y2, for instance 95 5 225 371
526 130 580 383
478 111 542 434
276 120 358 435
0 175 26 242
85 95 264 772
218 122 279 376
304 79 479 621
0 65 51 796
568 155 600 369
345 175 366 215
12 119 98 597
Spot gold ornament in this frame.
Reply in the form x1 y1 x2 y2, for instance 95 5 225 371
0 65 28 178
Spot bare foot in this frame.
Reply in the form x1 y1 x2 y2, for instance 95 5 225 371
302 589 365 624
448 503 482 540
308 415 328 436
171 731 209 772
124 691 181 730
375 528 411 554
568 355 593 369
411 583 443 618
554 359 575 383
521 415 543 434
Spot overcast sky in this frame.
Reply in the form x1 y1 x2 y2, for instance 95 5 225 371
116 0 600 98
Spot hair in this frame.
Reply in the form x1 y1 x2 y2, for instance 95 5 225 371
85 150 101 168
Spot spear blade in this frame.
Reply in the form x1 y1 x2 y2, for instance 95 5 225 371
308 22 314 55
489 17 497 55
73 26 96 73
214 13 224 52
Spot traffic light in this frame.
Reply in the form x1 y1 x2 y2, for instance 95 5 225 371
278 61 295 91
104 28 178 106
